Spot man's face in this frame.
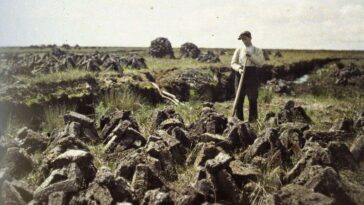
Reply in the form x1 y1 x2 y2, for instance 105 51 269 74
241 36 252 47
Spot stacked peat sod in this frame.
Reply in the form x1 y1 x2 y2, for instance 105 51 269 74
180 42 201 59
0 47 149 82
149 37 175 59
1 101 364 204
148 38 220 63
179 42 220 63
333 63 364 86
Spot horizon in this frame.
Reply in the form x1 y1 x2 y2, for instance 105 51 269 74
1 45 364 52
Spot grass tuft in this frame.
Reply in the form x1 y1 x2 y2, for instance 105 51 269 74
43 103 76 132
259 87 274 104
134 104 161 137
169 164 197 192
174 101 203 126
96 88 144 116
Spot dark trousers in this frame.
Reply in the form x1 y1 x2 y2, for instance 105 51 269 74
234 67 259 122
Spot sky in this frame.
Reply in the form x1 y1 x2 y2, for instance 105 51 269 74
0 0 363 50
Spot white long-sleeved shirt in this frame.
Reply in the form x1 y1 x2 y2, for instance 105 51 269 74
231 45 265 72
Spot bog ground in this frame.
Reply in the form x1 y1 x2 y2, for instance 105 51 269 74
0 45 363 205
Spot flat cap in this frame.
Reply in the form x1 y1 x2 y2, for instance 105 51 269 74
238 31 251 40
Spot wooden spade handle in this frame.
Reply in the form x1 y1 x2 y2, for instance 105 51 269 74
232 57 249 117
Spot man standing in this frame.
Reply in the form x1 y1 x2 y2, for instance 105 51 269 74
231 31 265 122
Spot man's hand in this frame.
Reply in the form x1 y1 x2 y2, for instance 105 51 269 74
245 50 252 58
238 68 244 74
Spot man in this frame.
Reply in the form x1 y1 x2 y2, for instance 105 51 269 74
231 31 265 122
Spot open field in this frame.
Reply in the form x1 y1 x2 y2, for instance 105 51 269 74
2 46 364 63
0 46 364 204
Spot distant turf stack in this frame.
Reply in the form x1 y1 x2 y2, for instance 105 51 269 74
149 37 175 58
180 42 201 59
197 51 220 63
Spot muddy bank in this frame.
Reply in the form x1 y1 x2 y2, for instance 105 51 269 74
153 67 235 102
292 61 364 98
153 58 339 102
258 58 339 82
0 96 97 136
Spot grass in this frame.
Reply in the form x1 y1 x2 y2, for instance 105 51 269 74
169 164 197 192
95 87 157 136
133 103 163 137
259 87 274 104
174 101 204 126
294 61 364 100
22 151 44 186
214 84 363 133
88 144 104 169
3 106 48 137
43 103 76 132
133 101 204 137
88 143 118 171
16 69 96 85
339 165 364 205
264 49 364 66
290 94 362 131
95 88 144 119
248 181 274 205
145 54 231 71
263 93 362 131
245 166 284 205
3 112 19 137
214 87 280 132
